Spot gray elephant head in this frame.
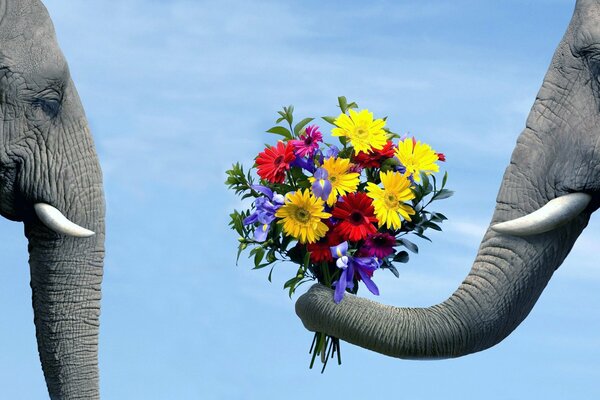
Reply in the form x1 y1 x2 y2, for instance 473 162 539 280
296 0 600 359
0 1 104 398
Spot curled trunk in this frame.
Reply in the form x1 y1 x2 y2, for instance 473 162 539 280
296 206 589 358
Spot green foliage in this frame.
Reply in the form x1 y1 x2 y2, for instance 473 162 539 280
225 163 254 197
337 96 358 114
294 118 314 136
266 126 293 140
321 116 337 125
276 105 294 126
402 171 453 242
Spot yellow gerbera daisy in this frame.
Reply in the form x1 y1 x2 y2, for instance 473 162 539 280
309 157 360 206
332 109 387 154
275 189 331 244
366 171 415 230
395 137 439 183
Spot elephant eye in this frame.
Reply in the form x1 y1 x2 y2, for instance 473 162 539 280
32 91 62 118
582 52 600 93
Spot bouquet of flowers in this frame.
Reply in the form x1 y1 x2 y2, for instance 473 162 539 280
226 97 452 371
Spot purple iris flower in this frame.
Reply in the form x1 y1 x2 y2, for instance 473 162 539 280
394 163 407 175
290 152 317 173
311 168 332 201
323 145 340 159
316 145 340 164
330 241 348 259
330 241 381 303
243 185 284 242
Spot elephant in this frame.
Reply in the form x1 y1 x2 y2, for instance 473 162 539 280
295 0 600 359
0 1 105 398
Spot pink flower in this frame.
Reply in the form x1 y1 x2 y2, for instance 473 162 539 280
290 125 322 157
360 232 396 258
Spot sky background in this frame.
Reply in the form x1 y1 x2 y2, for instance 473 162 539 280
1 0 599 399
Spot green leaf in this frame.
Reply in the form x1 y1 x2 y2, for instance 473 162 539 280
420 172 431 193
433 189 454 200
266 250 277 263
293 118 314 136
253 247 265 267
268 265 276 282
393 251 409 263
337 96 358 113
430 212 448 222
266 126 293 140
424 221 442 231
399 238 419 254
225 162 253 195
387 264 400 278
414 232 432 242
338 96 348 113
284 105 294 125
290 166 309 185
235 242 247 265
322 116 337 125
228 211 243 236
442 171 448 188
253 262 271 270
303 251 311 271
384 128 402 140
283 276 300 289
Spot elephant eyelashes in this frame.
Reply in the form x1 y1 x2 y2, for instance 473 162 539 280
27 85 63 118
31 95 61 117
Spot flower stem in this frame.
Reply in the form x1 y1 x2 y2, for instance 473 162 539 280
308 332 342 373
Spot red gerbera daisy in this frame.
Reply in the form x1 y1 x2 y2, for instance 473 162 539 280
255 141 296 183
307 223 342 263
353 140 396 168
331 192 378 241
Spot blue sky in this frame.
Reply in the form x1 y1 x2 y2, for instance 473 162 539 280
1 0 600 398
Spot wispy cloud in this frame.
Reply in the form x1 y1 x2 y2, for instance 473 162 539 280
45 0 546 205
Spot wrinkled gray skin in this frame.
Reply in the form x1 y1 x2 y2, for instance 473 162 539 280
296 0 600 359
0 1 104 399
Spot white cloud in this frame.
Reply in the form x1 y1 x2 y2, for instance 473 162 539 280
43 0 544 204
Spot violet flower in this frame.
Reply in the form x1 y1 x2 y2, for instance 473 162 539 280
311 168 332 201
323 145 340 159
291 152 317 173
317 145 340 164
330 241 381 303
395 163 407 175
243 184 284 242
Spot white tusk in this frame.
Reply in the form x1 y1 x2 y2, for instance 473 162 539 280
34 203 95 238
491 192 592 236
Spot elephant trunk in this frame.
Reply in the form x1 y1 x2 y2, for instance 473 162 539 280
296 214 588 358
295 92 593 358
24 130 105 399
